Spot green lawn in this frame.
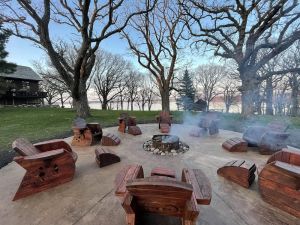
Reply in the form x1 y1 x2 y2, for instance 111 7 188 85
1 107 300 152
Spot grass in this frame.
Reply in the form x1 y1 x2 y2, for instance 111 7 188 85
1 106 300 152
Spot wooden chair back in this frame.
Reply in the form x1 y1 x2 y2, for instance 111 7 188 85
159 111 171 124
126 177 193 217
12 138 40 156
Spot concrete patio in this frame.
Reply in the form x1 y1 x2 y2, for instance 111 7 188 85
0 124 299 225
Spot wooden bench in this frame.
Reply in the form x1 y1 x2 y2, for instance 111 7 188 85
101 133 121 146
12 138 77 201
151 167 176 178
115 165 212 225
128 126 142 136
217 160 256 188
95 147 120 168
259 161 300 218
222 137 248 152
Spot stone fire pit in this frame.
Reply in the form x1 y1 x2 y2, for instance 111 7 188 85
143 134 189 156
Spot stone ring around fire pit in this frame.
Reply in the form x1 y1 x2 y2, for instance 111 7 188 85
143 134 189 156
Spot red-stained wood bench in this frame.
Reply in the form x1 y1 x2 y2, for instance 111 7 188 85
101 133 121 146
222 137 248 152
115 165 211 225
12 138 77 201
258 149 300 218
217 160 256 188
259 161 300 218
95 147 120 168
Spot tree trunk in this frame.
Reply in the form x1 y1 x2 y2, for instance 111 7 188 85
265 77 274 115
160 88 170 112
225 104 230 113
240 72 259 117
291 84 299 117
290 74 299 117
102 102 108 110
130 101 134 111
72 81 90 118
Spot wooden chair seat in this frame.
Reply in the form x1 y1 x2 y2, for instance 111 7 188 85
222 137 248 152
151 167 176 178
115 165 212 225
160 123 170 133
95 147 120 168
101 133 121 146
217 160 256 188
12 138 77 200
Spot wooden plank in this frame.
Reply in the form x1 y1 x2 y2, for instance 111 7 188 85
183 168 212 205
115 165 143 197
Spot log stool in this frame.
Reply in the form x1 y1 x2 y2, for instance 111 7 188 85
95 147 120 168
101 133 121 146
151 166 176 178
128 126 142 135
189 127 206 137
217 160 256 188
222 137 248 152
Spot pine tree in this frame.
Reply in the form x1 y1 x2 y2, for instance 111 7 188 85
178 69 195 110
0 21 16 73
0 20 16 97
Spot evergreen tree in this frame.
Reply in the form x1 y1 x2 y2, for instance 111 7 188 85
178 69 195 110
0 21 16 73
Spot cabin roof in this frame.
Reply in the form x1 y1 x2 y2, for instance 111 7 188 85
0 65 42 81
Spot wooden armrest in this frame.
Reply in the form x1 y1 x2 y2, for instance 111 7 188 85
34 139 72 153
115 165 144 198
23 149 65 160
274 161 300 178
182 168 212 205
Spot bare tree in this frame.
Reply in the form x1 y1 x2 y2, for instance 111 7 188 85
221 78 239 113
181 0 300 116
194 64 224 111
274 77 290 115
122 0 186 112
124 70 141 111
93 51 130 110
1 0 156 117
136 76 157 111
282 42 300 116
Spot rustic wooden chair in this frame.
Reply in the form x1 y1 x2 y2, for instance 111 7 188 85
71 117 102 146
12 138 78 201
258 148 300 218
198 112 220 135
156 111 172 133
118 113 141 135
115 165 211 225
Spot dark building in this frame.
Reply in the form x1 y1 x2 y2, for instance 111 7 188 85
0 65 47 105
